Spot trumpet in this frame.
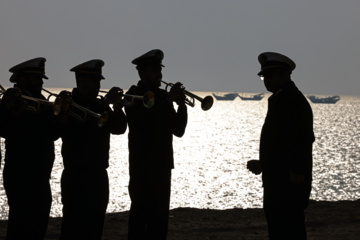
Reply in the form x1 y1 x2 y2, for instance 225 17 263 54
41 88 64 115
17 93 54 112
161 81 214 111
0 84 6 102
99 90 155 109
0 83 5 93
0 84 55 112
42 88 109 128
66 100 109 128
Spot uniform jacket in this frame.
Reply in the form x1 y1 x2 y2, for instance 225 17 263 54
0 85 58 178
260 80 315 187
60 88 127 172
125 80 187 171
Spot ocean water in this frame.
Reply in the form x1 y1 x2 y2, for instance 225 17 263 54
0 91 359 219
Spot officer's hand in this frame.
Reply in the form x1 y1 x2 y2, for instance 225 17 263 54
247 159 262 175
168 82 186 106
104 87 123 106
2 88 22 109
56 90 72 115
58 90 72 100
175 91 186 106
58 90 72 103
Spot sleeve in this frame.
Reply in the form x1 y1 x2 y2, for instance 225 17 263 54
277 99 311 175
171 103 187 137
106 106 127 134
123 86 146 130
96 101 127 134
152 90 188 138
45 108 62 141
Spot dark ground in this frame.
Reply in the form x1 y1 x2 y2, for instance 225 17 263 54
0 200 359 240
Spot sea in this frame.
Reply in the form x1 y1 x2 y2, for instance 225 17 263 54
0 90 359 220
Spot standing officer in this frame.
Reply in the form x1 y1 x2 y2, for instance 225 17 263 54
0 57 58 239
59 59 127 240
126 49 188 239
247 52 315 240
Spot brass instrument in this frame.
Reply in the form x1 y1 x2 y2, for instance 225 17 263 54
41 88 63 115
161 81 214 111
0 84 5 101
17 94 54 112
0 84 5 93
42 88 109 128
66 100 109 128
0 84 54 112
42 88 59 101
99 90 155 108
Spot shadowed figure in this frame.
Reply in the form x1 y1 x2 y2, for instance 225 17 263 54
125 49 188 240
247 52 315 240
0 58 59 239
58 59 127 240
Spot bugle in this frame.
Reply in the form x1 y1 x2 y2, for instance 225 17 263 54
17 93 54 112
0 84 54 112
41 88 64 115
42 88 109 128
99 90 155 109
0 84 5 101
0 84 6 93
161 81 214 111
67 100 109 128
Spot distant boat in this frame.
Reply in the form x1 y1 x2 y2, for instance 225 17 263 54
238 93 264 101
307 95 340 104
212 93 239 101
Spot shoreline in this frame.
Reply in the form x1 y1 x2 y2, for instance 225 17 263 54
0 200 358 239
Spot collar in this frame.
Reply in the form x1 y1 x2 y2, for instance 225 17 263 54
14 84 45 99
71 88 98 105
137 80 161 93
268 80 296 100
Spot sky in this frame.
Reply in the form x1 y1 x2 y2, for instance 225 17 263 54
0 0 359 96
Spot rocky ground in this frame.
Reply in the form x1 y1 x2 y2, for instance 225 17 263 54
0 200 359 240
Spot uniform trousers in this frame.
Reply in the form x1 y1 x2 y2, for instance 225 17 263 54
128 168 171 240
3 164 52 240
60 168 109 240
263 183 309 240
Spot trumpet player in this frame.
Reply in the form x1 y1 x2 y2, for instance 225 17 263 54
0 57 59 239
126 49 188 240
58 59 127 240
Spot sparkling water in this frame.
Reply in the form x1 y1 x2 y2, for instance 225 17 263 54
0 90 359 219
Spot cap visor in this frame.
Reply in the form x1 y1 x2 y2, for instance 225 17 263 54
257 69 269 76
257 68 281 76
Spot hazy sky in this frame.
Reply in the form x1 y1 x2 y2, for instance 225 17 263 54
0 0 359 95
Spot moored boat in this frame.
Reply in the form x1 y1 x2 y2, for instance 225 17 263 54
238 93 264 101
307 95 340 104
212 93 239 101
